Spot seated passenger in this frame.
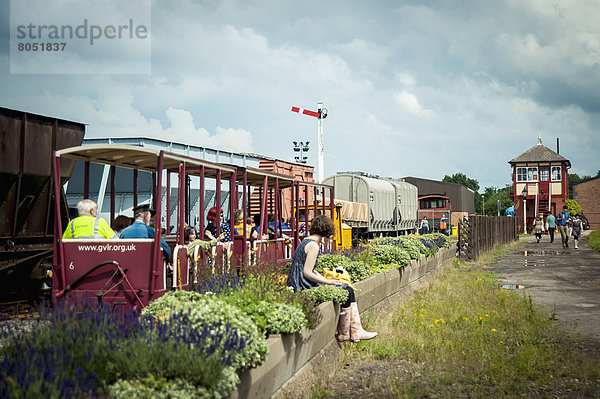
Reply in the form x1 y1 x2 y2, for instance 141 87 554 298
112 215 133 238
266 213 291 243
267 213 292 237
183 226 197 247
63 199 117 239
232 210 251 238
204 207 231 243
287 215 377 342
187 230 226 258
250 213 271 240
120 204 171 261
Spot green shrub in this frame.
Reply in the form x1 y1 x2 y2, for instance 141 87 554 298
141 290 205 321
214 275 316 333
303 285 349 304
315 254 371 282
369 263 406 275
267 303 307 334
366 245 411 267
372 237 422 259
566 199 582 216
142 291 268 371
589 230 600 253
109 376 213 399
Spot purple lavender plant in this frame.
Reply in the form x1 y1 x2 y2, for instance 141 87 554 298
195 274 245 296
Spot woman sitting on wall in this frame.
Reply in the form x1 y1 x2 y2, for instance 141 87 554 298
287 215 377 342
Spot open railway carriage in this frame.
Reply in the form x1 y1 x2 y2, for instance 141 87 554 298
52 145 238 308
52 144 335 309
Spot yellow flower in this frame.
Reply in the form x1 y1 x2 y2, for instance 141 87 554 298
491 328 497 332
550 374 553 379
485 314 489 317
499 340 504 344
463 317 469 321
429 324 434 327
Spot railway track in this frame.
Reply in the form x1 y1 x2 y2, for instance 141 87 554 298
0 299 41 320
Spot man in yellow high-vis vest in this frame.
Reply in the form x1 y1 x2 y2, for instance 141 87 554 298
63 199 117 239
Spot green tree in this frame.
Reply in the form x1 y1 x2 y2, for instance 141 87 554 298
568 173 592 199
480 186 513 216
566 199 582 216
442 172 480 192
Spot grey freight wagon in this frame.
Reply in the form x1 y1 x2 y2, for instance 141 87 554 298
322 173 418 238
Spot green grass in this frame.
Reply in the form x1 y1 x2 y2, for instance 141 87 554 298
341 243 600 398
589 229 600 252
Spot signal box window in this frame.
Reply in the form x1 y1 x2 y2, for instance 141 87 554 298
516 167 538 182
551 166 561 181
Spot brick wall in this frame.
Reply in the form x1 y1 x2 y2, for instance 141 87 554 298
574 177 600 230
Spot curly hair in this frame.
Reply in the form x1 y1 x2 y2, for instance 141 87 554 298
309 214 336 237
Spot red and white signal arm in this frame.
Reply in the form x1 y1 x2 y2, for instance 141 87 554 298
291 106 320 118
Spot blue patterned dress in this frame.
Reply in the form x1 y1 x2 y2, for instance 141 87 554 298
287 238 320 292
204 222 231 242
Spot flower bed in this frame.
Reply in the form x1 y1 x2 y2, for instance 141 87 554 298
0 234 452 398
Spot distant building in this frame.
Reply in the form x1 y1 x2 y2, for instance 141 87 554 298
508 137 570 233
574 176 600 230
402 176 475 227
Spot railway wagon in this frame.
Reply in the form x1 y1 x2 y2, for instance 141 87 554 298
0 107 84 301
322 172 418 239
384 178 419 231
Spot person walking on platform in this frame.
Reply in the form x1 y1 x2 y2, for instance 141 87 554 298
419 216 430 235
571 213 584 249
546 212 556 243
440 214 449 235
533 215 545 243
556 205 571 249
63 199 117 239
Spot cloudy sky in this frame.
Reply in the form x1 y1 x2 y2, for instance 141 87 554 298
1 0 599 189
